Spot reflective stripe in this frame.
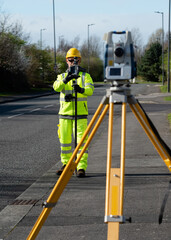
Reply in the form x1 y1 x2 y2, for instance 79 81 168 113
61 150 72 154
60 97 87 102
61 73 66 94
81 72 86 87
88 85 94 90
60 143 71 147
85 83 94 91
85 83 94 87
59 115 87 119
61 149 88 154
65 90 73 95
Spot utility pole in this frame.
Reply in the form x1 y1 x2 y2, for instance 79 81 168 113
40 28 46 50
40 28 46 82
52 0 57 74
168 0 171 92
155 11 164 85
87 24 95 73
59 35 64 53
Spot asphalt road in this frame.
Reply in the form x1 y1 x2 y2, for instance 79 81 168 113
0 83 171 240
0 84 107 211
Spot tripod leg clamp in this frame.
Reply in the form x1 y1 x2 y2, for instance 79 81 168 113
42 201 57 208
104 215 126 223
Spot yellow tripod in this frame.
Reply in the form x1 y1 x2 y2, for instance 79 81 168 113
27 84 171 240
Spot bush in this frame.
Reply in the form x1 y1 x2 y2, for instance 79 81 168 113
138 42 162 82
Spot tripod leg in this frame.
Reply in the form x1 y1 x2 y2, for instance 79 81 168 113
120 102 126 215
105 102 114 218
129 102 171 171
27 102 109 240
105 102 127 240
105 102 120 240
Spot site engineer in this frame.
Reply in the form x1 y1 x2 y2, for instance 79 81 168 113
53 48 94 177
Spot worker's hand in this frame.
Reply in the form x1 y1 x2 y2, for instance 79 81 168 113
63 73 79 84
72 84 85 94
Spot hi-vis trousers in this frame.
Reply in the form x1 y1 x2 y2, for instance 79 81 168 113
58 118 88 170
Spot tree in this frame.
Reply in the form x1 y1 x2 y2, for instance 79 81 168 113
0 10 104 92
55 35 103 82
130 28 143 64
0 12 56 91
0 31 29 91
81 56 103 82
80 35 101 59
0 14 31 91
25 45 55 87
147 29 163 47
138 42 162 82
56 54 67 73
80 35 103 81
57 36 80 54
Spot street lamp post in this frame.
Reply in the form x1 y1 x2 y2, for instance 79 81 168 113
59 35 64 53
52 0 57 74
87 24 95 73
155 11 164 85
40 29 46 82
168 0 170 92
40 28 46 50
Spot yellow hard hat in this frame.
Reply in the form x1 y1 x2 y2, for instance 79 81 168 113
66 48 81 59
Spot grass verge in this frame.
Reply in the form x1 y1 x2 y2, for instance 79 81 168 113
160 85 171 101
168 113 171 129
160 85 171 130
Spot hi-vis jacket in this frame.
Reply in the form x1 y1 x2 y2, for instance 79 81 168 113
53 71 94 119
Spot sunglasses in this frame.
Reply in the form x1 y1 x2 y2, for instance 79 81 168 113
68 59 74 63
67 59 79 63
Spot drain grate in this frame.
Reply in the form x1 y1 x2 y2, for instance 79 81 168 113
11 199 39 205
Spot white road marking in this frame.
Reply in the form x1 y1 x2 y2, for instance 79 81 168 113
5 104 54 119
29 108 41 112
8 113 24 119
44 104 54 108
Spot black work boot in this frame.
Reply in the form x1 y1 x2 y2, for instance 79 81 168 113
56 165 66 176
77 169 86 178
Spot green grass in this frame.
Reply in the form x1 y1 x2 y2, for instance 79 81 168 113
160 85 171 130
135 77 162 85
168 113 171 129
160 85 171 101
0 92 15 97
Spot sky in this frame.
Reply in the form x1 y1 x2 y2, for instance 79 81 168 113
0 0 170 49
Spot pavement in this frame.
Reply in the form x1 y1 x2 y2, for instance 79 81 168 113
0 84 171 240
